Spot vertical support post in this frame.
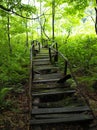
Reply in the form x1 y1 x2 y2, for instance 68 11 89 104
49 47 52 62
39 42 40 52
56 42 58 51
54 51 58 62
64 61 67 75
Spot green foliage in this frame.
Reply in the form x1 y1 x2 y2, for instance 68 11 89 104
0 33 30 83
0 0 97 110
0 87 12 110
58 34 97 72
0 31 30 110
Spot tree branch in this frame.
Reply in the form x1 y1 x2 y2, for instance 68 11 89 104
0 5 43 20
38 13 51 40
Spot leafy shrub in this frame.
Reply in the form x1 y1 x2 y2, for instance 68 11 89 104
58 34 97 73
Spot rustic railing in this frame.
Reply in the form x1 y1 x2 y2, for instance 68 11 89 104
49 42 68 75
31 40 40 56
29 40 40 119
48 41 95 118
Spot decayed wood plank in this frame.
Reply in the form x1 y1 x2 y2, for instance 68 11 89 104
32 82 69 90
35 66 58 71
32 90 75 97
34 113 92 119
31 106 91 115
33 61 51 65
30 114 93 125
34 73 62 80
33 78 60 83
32 87 74 93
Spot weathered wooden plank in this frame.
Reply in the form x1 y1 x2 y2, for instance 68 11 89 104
35 66 58 71
37 54 49 56
31 106 91 115
33 61 51 65
33 59 49 62
30 114 93 125
32 90 75 97
32 82 69 90
34 113 92 119
34 73 62 80
32 102 84 108
35 56 49 59
32 87 73 93
33 78 60 83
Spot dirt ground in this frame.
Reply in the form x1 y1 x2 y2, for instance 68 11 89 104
0 84 29 130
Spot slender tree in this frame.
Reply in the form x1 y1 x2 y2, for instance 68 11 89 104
95 0 97 34
6 0 12 54
52 0 55 42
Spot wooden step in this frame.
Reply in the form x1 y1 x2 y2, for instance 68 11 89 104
32 89 75 97
34 64 52 68
30 113 93 125
33 61 51 65
32 100 85 108
37 54 49 56
33 59 49 62
37 49 48 53
34 113 93 119
33 78 60 83
34 73 62 81
34 65 58 74
32 82 70 90
32 87 73 93
35 66 58 71
31 106 91 115
35 55 49 59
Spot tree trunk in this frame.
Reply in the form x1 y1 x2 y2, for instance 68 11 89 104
40 0 43 46
26 18 29 47
95 8 97 34
52 0 55 42
7 15 12 54
95 0 97 34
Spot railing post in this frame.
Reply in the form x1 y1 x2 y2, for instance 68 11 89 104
38 42 40 52
56 42 58 51
64 61 68 75
32 64 34 80
54 51 58 62
49 47 52 62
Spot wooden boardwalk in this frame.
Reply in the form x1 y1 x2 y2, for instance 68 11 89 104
29 44 93 130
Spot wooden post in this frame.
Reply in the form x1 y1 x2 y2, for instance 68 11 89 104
49 48 52 62
56 42 58 51
64 61 67 75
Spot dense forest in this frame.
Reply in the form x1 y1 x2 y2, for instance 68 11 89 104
0 0 97 129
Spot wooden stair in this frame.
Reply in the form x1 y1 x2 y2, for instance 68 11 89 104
30 47 93 130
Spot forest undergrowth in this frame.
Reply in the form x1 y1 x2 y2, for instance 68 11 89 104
0 34 30 130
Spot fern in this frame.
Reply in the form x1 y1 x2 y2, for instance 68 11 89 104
0 87 12 110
